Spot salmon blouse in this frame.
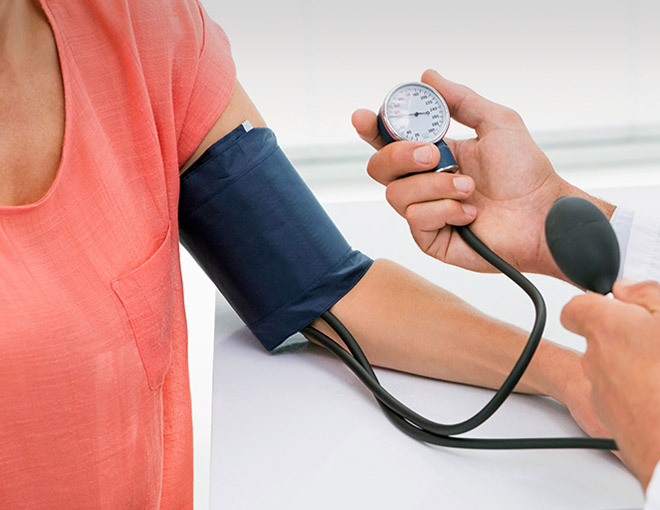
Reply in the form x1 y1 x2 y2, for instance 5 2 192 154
0 0 235 507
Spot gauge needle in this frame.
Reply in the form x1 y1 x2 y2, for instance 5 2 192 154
390 111 431 118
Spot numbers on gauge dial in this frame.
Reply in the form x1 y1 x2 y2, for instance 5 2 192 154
386 84 449 142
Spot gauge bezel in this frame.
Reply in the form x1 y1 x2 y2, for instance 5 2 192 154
380 82 451 144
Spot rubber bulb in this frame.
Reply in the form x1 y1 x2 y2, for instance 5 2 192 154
545 196 620 294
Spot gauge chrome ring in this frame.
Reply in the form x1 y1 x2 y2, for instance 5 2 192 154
380 81 451 144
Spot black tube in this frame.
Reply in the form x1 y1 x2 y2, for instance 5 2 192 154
302 225 617 451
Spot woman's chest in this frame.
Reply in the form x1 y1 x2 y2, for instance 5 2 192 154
0 30 64 207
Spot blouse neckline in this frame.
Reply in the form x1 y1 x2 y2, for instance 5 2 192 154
0 0 71 214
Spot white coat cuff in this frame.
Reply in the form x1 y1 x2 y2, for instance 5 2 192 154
611 207 660 283
645 461 660 509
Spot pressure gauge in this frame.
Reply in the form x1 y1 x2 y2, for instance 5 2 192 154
377 82 459 173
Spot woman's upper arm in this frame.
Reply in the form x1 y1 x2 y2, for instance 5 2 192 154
180 81 267 174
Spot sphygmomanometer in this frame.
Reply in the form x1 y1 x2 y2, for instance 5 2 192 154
178 83 620 451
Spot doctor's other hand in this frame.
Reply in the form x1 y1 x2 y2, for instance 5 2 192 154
352 70 615 278
561 280 660 489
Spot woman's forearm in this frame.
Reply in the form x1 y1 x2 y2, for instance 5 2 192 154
311 258 579 403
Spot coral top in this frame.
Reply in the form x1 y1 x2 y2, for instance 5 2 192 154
0 0 235 507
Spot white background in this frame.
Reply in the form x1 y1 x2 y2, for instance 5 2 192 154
203 0 660 148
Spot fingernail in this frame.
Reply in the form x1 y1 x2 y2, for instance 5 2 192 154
413 146 433 165
462 203 477 216
617 278 637 287
453 176 472 193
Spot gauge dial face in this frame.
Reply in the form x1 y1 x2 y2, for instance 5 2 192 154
382 82 451 143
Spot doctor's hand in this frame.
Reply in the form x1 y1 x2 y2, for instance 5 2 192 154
561 281 660 489
352 70 615 278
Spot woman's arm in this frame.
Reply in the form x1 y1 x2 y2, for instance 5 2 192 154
312 259 606 438
182 81 608 439
316 259 569 396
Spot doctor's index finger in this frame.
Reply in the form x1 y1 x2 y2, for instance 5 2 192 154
560 294 610 337
421 70 523 136
561 293 640 342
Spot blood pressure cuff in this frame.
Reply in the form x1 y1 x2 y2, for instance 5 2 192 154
178 123 373 351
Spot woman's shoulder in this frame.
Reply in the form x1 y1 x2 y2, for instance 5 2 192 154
50 0 210 61
100 0 206 55
50 0 235 167
53 0 233 102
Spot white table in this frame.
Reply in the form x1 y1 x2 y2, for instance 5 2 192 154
209 186 656 510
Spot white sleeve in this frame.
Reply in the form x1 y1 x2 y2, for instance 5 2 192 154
610 207 660 282
645 463 660 510
611 208 660 510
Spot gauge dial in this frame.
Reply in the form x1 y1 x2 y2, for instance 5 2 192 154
380 82 451 143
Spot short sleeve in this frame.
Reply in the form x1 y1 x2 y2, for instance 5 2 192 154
173 1 237 167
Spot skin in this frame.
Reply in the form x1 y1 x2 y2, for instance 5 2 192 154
353 69 659 489
0 0 63 207
352 70 615 279
2 0 609 486
562 281 660 490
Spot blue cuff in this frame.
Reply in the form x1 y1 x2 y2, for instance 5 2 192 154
179 124 373 350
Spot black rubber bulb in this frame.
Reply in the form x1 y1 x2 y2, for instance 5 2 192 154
545 196 620 294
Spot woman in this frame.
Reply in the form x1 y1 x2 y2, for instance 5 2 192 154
0 0 604 507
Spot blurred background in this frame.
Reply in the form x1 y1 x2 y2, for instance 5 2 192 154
206 0 660 201
185 1 660 507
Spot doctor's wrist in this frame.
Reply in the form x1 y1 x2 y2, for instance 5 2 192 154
559 180 616 221
613 408 660 490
